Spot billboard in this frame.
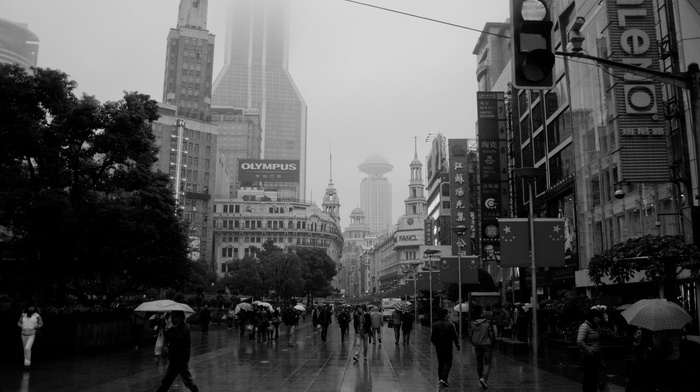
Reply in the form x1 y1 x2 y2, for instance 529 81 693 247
238 159 300 183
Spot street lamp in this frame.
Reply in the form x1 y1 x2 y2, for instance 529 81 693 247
423 248 442 328
451 226 468 342
514 167 545 359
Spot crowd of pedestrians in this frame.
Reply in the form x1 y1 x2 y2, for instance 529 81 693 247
15 299 693 392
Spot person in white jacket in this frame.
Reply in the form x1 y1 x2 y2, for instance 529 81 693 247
17 305 43 369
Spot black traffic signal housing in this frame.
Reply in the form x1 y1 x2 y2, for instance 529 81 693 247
510 0 556 89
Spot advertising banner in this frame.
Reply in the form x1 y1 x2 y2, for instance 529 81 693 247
238 159 300 183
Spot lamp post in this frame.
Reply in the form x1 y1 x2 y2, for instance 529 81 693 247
423 248 441 328
451 226 468 342
514 167 545 359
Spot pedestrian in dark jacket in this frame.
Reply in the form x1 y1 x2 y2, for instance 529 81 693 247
577 309 603 392
319 305 332 341
431 308 460 387
401 311 415 345
156 310 199 392
282 304 299 347
199 304 211 335
337 307 351 342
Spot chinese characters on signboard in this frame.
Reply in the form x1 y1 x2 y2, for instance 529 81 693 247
448 139 470 257
477 92 509 262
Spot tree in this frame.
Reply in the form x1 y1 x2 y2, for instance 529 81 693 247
0 64 192 304
224 256 266 298
295 247 338 302
587 234 700 301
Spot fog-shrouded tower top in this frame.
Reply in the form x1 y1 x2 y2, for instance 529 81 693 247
212 0 307 199
359 155 393 235
358 154 394 177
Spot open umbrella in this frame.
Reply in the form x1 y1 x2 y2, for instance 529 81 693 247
453 303 469 312
134 300 195 316
235 302 254 313
395 301 413 313
294 304 306 312
621 299 691 331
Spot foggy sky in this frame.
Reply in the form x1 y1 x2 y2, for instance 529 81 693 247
0 0 511 228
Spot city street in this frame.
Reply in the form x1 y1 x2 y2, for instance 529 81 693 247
1 319 625 392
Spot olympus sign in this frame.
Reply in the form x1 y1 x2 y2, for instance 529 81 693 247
240 162 297 171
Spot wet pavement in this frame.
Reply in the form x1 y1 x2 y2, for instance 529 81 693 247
1 319 625 392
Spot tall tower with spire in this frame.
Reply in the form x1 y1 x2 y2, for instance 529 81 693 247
405 137 427 216
162 0 216 121
323 149 340 219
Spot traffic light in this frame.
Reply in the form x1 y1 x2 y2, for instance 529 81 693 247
510 0 556 89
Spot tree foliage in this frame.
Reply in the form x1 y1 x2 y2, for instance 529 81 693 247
0 64 192 304
295 247 338 300
587 234 700 285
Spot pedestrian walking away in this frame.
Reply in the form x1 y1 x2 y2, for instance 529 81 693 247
431 308 460 387
17 304 43 370
337 306 351 342
471 305 497 389
577 309 603 392
401 310 414 345
391 308 402 345
627 327 654 392
199 303 210 335
271 308 281 340
370 306 383 344
156 310 199 392
319 304 332 341
282 303 299 347
352 305 372 362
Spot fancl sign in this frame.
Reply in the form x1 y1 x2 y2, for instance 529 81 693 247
607 0 670 182
395 230 423 245
238 159 300 183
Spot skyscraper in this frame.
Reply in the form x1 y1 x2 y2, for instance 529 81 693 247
359 155 393 235
162 0 216 122
212 0 307 199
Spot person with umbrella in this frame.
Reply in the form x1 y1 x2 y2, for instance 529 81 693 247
577 308 603 392
156 310 199 392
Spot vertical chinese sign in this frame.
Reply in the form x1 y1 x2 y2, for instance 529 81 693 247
448 139 470 257
477 92 509 262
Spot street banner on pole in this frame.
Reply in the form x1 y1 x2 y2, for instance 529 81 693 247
533 218 566 267
439 256 479 284
415 271 440 291
498 218 529 267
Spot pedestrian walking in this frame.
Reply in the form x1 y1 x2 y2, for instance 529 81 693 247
152 312 169 356
17 304 43 370
226 307 235 330
282 304 298 347
271 308 281 340
156 310 199 392
626 327 654 392
471 306 496 389
130 311 143 352
491 303 510 338
370 306 383 344
352 305 371 362
311 304 320 330
431 308 460 387
319 304 332 341
391 308 402 345
257 306 270 342
199 303 211 335
652 328 683 392
337 307 351 342
577 309 603 392
401 310 414 345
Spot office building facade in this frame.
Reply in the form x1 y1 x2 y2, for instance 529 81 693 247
211 0 307 199
358 155 393 236
0 18 38 71
163 0 216 122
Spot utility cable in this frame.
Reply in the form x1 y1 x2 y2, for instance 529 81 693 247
343 0 510 39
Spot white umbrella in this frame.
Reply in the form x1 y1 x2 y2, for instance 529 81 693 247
134 300 195 316
235 302 254 313
294 304 306 312
254 301 273 309
453 303 469 312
